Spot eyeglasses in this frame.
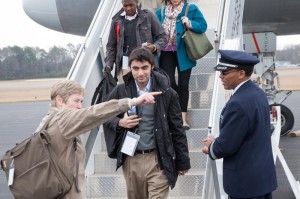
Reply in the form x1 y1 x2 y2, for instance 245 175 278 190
220 69 241 76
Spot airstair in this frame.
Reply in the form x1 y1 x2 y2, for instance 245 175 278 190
66 0 217 197
67 0 295 199
67 0 219 198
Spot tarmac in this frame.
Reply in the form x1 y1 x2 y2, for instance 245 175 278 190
0 93 299 199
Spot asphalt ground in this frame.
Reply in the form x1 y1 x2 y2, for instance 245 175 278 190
0 92 299 199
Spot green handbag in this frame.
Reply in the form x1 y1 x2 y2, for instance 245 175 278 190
182 4 213 61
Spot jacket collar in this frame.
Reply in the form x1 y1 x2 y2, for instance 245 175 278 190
120 9 138 21
48 106 60 114
232 79 251 95
232 79 254 96
113 6 143 21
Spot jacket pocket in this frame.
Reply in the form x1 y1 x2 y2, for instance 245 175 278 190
139 25 151 42
223 161 236 171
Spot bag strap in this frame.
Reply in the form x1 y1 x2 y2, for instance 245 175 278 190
39 113 56 133
184 3 190 31
41 132 75 186
184 3 189 17
1 114 55 170
40 113 80 193
91 67 111 105
91 80 103 105
73 138 80 192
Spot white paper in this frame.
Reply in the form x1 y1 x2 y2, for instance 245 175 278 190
121 131 140 156
122 56 129 70
8 166 14 186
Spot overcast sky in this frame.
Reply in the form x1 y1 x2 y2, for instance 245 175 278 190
0 0 300 50
0 0 83 50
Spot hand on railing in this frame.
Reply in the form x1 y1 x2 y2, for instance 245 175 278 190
202 135 216 154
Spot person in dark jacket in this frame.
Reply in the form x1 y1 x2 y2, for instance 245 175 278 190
202 50 277 199
104 47 191 199
104 0 166 81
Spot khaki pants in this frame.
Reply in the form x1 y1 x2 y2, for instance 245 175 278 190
122 151 169 199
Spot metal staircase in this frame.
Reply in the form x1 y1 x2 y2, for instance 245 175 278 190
67 0 220 198
85 28 217 198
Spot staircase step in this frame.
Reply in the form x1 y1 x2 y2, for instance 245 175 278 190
187 109 210 129
170 170 205 197
94 155 119 174
189 90 213 109
189 73 215 91
193 57 216 74
87 170 205 198
86 174 126 198
186 129 209 150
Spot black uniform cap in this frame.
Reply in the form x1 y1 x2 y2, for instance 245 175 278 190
214 50 259 71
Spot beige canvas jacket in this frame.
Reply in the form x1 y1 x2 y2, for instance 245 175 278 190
35 99 131 199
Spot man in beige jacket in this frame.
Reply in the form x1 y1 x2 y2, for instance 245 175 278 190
35 80 161 199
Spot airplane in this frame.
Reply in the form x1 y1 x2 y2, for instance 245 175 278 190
21 0 300 198
22 0 300 37
22 0 297 136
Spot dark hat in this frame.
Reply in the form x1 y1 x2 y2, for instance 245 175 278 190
214 50 259 71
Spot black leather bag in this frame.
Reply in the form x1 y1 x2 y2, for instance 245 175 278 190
91 67 117 105
91 68 120 158
103 127 124 159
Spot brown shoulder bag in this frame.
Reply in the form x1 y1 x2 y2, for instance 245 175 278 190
0 114 76 199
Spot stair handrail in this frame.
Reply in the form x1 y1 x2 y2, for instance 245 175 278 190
203 0 246 198
66 0 122 175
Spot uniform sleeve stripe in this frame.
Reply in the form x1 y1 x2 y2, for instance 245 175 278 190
209 141 218 160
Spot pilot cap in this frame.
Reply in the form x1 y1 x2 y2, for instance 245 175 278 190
214 50 259 71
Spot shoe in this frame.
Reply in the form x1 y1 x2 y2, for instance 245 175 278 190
183 123 190 130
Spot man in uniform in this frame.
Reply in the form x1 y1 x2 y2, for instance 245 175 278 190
202 50 277 199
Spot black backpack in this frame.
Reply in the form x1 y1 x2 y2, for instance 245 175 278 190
91 67 119 158
91 67 117 105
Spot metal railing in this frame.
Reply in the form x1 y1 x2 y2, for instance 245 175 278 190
67 0 122 175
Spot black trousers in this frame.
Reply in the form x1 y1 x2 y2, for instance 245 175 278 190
159 51 192 112
229 192 272 199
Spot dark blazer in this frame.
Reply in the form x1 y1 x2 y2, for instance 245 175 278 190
208 80 277 198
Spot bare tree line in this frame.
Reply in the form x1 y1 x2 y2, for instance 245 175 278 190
0 44 79 80
0 43 299 80
276 45 300 65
